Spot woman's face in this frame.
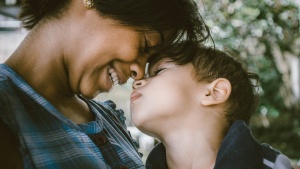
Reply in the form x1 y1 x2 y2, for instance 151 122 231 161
65 9 161 99
130 58 205 137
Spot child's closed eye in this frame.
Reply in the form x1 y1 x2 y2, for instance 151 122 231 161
154 68 165 76
148 58 173 77
147 68 165 77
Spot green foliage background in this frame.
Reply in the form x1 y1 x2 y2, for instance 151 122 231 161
200 0 300 158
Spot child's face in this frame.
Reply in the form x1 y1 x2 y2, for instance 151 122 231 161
130 58 206 137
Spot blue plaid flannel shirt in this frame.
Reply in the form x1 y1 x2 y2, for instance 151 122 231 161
0 64 144 169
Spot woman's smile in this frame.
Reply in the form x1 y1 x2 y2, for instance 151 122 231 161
108 66 119 85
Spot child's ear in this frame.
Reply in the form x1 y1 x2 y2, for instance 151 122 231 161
201 78 231 106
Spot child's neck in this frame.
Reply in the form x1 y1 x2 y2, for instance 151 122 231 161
161 120 227 169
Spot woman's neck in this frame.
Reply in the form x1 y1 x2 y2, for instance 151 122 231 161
5 26 94 124
6 24 70 96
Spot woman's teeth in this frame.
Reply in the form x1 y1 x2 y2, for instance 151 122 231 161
109 67 119 85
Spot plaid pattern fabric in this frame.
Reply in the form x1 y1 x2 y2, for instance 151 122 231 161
0 64 144 169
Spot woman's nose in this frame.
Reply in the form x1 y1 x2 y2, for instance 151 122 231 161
130 70 139 79
130 64 145 80
132 80 145 89
130 54 149 80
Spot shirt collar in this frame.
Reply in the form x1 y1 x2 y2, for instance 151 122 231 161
214 120 263 169
146 120 264 169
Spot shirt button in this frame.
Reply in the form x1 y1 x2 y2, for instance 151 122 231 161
119 166 129 169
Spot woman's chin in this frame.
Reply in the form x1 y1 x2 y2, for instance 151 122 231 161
80 90 100 100
80 84 113 99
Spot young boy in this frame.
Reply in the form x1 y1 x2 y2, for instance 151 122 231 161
130 45 292 169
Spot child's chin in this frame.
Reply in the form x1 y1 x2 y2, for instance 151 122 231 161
132 120 147 131
132 120 143 129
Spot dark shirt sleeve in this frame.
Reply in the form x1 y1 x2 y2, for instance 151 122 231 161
0 119 23 169
0 80 23 168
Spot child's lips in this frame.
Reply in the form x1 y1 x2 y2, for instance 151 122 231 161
130 92 141 102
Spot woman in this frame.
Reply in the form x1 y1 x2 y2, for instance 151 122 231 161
0 0 210 168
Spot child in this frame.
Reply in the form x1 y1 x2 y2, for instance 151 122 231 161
130 45 292 169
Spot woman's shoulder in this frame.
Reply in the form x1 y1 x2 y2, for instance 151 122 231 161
88 99 127 127
0 119 23 169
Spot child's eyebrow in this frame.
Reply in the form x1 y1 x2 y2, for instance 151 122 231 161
147 58 159 71
148 55 160 65
146 61 161 77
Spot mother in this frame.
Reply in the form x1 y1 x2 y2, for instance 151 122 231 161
0 0 210 168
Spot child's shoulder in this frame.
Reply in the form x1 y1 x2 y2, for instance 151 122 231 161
261 143 292 169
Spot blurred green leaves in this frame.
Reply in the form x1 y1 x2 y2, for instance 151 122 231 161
200 0 300 158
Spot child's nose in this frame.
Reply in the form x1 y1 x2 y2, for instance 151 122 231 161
132 80 144 89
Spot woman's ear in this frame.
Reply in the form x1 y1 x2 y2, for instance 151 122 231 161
201 78 231 106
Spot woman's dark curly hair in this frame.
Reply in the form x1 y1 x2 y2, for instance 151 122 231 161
19 0 212 56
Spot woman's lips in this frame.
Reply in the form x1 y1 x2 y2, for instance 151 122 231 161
108 67 119 85
108 65 128 85
130 92 142 102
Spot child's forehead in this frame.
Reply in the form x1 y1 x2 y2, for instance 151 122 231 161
148 55 165 66
148 57 170 69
